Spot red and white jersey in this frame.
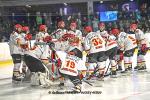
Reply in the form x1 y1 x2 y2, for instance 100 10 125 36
118 32 137 51
67 29 83 51
97 30 117 51
84 32 105 54
24 45 51 61
135 29 148 47
59 54 82 76
52 28 67 40
35 32 49 42
54 40 70 51
9 31 28 54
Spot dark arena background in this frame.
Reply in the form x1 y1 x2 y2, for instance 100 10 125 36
0 0 150 100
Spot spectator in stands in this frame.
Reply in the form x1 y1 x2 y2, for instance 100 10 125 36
92 16 99 32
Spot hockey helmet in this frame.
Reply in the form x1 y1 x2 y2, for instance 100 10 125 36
39 25 47 31
111 28 120 36
22 26 29 32
15 24 22 29
84 26 93 33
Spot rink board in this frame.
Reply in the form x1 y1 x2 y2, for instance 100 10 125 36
0 42 13 79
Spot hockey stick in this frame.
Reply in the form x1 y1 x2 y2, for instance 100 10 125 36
50 30 61 36
104 61 111 77
86 65 99 80
86 61 112 80
82 79 93 86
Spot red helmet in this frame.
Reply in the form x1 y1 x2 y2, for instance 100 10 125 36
39 25 47 31
15 24 22 29
58 20 65 28
22 26 29 32
130 23 137 30
111 28 120 36
84 26 93 33
98 22 105 27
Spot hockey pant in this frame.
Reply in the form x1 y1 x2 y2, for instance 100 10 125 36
24 54 52 86
116 49 124 70
105 47 117 72
70 48 83 59
124 48 136 70
11 54 22 78
137 49 148 68
87 51 106 76
59 71 82 86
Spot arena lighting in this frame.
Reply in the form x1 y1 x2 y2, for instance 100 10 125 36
130 0 134 1
64 8 67 15
64 3 68 6
100 1 103 3
25 5 31 8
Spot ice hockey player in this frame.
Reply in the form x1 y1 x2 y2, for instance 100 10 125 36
114 26 137 73
52 20 67 40
56 51 83 92
35 24 49 43
97 23 118 77
9 24 25 82
50 20 67 65
84 26 106 81
67 22 83 58
21 26 32 78
66 22 87 78
113 29 127 71
35 25 58 80
23 36 54 87
131 23 149 71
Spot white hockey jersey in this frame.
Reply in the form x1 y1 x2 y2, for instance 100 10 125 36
144 32 150 48
135 29 148 48
24 45 51 60
35 32 49 42
118 32 137 51
97 30 117 51
84 32 105 54
67 29 83 51
59 53 82 76
9 31 27 54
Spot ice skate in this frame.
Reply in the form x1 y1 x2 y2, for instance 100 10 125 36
72 84 81 93
110 71 117 78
